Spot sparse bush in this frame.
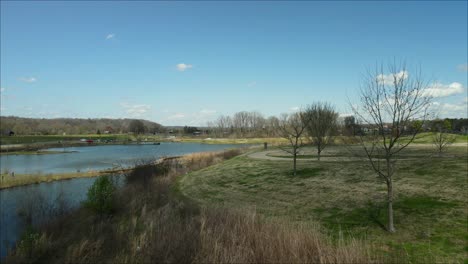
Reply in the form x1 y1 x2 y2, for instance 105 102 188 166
10 226 51 263
223 149 242 160
84 176 116 215
17 226 40 258
125 160 169 185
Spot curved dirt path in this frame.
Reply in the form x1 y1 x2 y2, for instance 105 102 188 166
246 142 467 162
247 150 364 162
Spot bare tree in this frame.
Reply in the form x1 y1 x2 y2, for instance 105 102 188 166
266 116 280 137
352 62 432 233
303 103 339 161
344 115 358 136
275 112 308 176
432 119 456 157
128 120 146 135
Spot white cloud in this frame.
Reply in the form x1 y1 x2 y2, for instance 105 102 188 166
200 109 217 114
457 63 468 72
247 81 257 87
120 103 151 117
106 33 115 40
422 82 464 98
431 100 468 118
167 113 186 120
440 103 466 112
163 109 217 126
289 106 300 112
176 63 193 72
19 77 37 83
376 71 408 85
0 87 5 93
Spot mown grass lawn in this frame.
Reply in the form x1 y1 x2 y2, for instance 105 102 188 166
178 145 467 263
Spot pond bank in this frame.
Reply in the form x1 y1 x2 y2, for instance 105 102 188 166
0 150 77 156
0 167 132 190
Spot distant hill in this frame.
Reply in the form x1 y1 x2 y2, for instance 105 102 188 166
0 116 164 135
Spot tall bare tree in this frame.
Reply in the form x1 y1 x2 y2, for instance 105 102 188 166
303 103 339 161
352 62 432 233
275 112 308 176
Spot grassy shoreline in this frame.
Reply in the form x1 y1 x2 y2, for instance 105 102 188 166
0 150 77 156
0 168 133 189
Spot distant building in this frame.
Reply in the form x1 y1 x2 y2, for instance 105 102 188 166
104 126 114 134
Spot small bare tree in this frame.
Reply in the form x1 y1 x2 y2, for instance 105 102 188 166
352 62 432 232
303 103 339 160
275 112 307 176
432 119 456 157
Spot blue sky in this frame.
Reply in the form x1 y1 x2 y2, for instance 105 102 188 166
1 1 467 126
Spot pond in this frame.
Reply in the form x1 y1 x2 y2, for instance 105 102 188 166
0 142 244 259
0 142 241 174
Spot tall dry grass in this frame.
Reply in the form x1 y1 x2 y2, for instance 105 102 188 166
195 207 378 264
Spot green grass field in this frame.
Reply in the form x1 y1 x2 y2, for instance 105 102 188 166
409 132 468 144
178 145 467 263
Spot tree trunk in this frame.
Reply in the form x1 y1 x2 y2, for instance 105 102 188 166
317 148 321 161
293 152 297 176
386 176 396 232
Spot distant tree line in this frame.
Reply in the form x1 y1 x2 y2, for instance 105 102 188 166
1 115 466 137
206 110 468 139
428 118 468 133
0 116 164 135
207 111 281 138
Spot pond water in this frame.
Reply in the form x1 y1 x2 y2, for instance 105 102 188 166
0 142 241 174
0 143 244 259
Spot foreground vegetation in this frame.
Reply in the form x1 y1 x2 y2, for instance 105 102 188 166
4 149 382 263
179 145 467 263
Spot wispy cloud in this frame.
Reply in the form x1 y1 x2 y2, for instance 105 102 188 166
163 109 217 126
457 63 468 72
176 63 193 72
200 109 217 115
120 102 151 117
106 33 115 40
167 113 186 120
376 71 408 85
247 81 257 87
289 106 300 112
422 82 464 98
19 77 37 83
0 87 5 93
432 100 467 118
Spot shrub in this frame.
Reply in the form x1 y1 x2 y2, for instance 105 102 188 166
84 176 116 214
